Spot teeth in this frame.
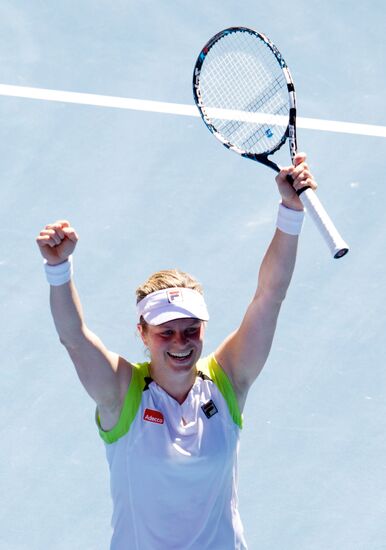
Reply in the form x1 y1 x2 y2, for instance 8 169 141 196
169 351 191 359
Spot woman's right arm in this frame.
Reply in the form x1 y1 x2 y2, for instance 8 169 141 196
36 220 131 430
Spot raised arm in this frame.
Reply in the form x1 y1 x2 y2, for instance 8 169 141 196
36 220 131 429
215 153 317 409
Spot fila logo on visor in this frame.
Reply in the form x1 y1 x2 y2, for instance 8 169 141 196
143 408 164 424
167 289 183 303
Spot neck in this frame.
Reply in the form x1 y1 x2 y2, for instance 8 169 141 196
148 363 197 404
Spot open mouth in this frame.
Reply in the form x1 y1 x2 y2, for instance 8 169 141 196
167 350 194 361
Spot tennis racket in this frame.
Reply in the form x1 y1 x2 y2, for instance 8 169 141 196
193 27 349 259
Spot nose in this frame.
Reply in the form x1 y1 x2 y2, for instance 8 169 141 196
173 331 188 346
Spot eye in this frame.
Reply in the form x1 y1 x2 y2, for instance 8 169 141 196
160 330 174 338
185 326 200 337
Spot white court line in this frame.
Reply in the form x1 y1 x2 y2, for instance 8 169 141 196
1 83 385 138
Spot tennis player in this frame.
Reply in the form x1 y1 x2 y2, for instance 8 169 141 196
36 152 316 550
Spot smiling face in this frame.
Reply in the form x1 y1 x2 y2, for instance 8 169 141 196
138 318 205 376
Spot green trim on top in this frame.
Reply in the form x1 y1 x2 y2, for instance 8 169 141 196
197 354 243 429
96 361 150 444
96 354 242 444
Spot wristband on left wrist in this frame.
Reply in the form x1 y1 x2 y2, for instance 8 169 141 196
276 203 305 235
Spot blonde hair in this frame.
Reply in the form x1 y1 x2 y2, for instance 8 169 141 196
136 269 204 305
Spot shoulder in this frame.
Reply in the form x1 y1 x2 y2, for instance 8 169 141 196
197 354 243 427
97 357 138 431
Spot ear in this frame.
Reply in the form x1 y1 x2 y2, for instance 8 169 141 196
137 323 148 346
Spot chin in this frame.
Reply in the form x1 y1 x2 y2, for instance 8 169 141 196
166 349 202 370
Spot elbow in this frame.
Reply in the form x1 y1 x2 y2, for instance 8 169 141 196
58 334 80 351
57 326 88 351
258 269 293 305
256 284 287 306
276 287 288 304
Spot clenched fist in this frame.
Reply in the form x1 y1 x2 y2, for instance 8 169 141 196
275 152 318 212
36 220 78 265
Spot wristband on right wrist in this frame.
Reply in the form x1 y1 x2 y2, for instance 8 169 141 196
276 203 305 236
44 256 73 286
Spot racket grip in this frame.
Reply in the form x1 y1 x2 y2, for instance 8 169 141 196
299 188 349 259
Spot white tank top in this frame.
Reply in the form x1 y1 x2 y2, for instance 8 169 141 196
96 354 248 550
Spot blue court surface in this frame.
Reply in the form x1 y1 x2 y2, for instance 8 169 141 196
1 2 386 549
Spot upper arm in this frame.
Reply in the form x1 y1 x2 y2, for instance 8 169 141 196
216 228 299 401
215 289 282 398
63 326 132 412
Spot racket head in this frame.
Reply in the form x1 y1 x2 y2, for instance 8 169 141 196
193 27 296 169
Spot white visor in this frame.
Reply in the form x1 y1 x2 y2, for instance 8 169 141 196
137 287 209 326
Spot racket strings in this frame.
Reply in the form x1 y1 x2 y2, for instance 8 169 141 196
220 73 287 147
198 31 290 155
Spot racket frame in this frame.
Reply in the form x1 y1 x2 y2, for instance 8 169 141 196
193 27 349 259
193 27 297 172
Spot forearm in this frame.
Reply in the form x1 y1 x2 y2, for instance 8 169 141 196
50 280 88 348
257 149 318 302
256 228 299 303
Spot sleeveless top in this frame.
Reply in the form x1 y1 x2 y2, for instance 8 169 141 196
96 353 248 550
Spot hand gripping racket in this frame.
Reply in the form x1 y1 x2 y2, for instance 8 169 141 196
193 27 349 259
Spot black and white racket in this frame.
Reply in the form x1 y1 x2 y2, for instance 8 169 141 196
193 27 349 259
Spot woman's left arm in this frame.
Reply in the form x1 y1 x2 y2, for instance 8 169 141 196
215 153 317 409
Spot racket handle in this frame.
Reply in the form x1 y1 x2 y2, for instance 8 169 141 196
299 188 349 258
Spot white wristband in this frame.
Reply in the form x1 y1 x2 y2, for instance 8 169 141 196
276 203 305 235
44 256 73 286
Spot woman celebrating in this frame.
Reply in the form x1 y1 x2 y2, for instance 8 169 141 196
36 153 316 550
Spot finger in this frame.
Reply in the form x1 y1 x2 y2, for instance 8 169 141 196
46 226 65 240
293 175 318 193
44 228 64 246
290 161 309 180
293 152 307 166
43 226 62 243
52 220 70 228
275 165 293 185
292 171 311 188
278 159 307 184
62 226 79 243
304 177 318 191
56 220 71 227
45 220 70 234
36 234 57 248
42 227 69 246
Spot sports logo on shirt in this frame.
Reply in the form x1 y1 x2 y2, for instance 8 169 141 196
167 289 183 303
201 399 218 419
143 408 164 424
